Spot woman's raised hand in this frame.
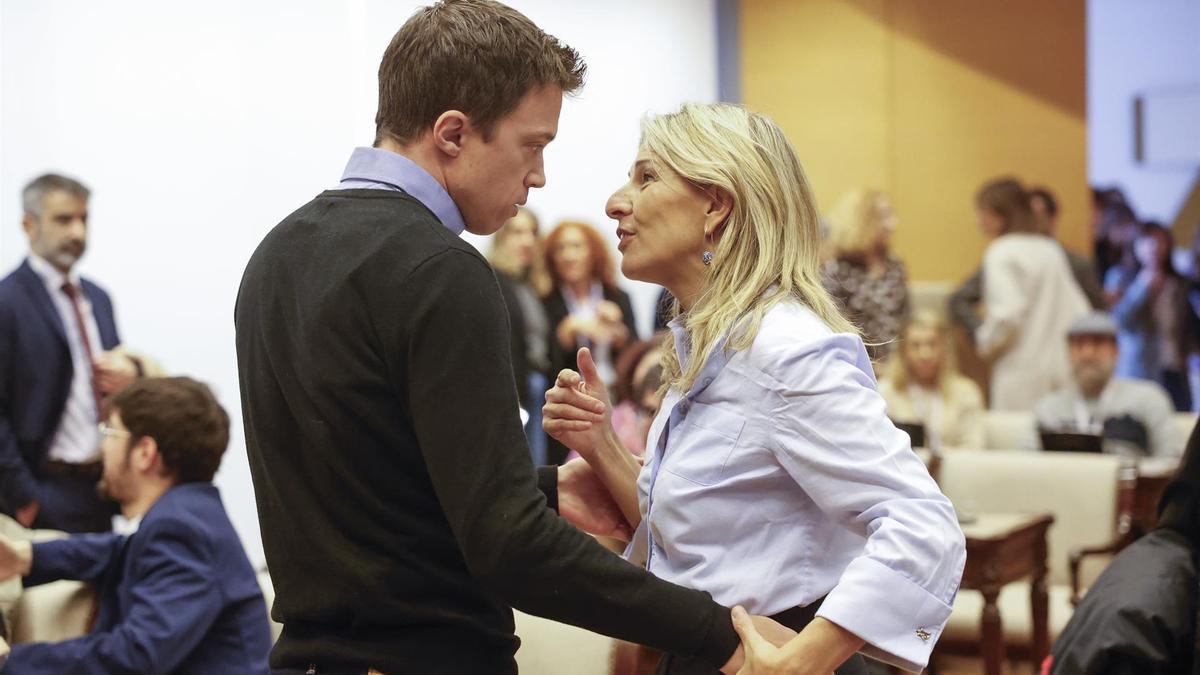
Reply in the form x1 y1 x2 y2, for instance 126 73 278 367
543 347 614 458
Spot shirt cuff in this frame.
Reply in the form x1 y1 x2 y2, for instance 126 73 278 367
816 556 954 673
536 465 558 513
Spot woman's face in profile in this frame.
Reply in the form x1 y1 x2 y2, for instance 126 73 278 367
1133 230 1169 270
976 207 1004 238
502 213 539 268
903 324 943 386
605 149 710 288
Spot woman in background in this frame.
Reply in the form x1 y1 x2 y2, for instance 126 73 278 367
878 311 986 450
543 220 638 464
488 208 553 463
609 337 664 458
821 189 910 363
974 177 1089 410
1107 222 1191 410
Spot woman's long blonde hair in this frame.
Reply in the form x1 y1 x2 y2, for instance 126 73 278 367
888 310 958 399
488 207 552 296
824 188 889 261
643 103 857 393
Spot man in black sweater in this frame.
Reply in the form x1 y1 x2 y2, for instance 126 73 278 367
235 2 775 673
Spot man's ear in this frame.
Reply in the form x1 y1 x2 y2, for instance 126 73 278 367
703 188 734 239
20 214 35 238
432 111 470 158
131 436 161 475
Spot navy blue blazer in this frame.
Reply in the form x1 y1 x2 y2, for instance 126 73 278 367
8 482 272 674
0 259 120 511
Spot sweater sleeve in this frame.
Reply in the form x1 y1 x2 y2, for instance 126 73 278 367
384 249 739 668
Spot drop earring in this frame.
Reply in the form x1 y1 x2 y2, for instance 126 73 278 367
701 230 714 266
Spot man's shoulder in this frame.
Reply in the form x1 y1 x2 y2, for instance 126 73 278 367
0 261 33 299
1109 377 1173 406
138 485 230 546
272 189 484 268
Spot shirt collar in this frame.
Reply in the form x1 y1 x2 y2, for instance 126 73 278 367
667 314 732 401
27 254 80 294
338 147 467 236
112 513 143 536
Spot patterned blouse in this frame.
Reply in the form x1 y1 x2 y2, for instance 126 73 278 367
822 257 911 362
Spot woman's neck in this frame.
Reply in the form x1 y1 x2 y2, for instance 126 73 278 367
911 374 939 391
665 259 710 314
566 279 592 299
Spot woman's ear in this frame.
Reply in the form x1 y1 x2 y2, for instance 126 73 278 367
704 188 734 239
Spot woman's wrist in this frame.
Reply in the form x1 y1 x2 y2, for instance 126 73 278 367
788 618 865 673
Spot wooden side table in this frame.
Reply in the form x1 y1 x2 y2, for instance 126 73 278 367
958 512 1055 675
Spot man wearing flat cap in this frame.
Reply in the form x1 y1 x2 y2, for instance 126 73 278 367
1034 311 1182 457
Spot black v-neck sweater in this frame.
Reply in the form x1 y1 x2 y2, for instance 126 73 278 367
235 189 738 673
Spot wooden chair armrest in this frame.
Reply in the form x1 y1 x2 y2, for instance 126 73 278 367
1068 531 1135 606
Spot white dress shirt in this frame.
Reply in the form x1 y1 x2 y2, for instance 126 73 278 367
26 255 102 463
628 300 966 672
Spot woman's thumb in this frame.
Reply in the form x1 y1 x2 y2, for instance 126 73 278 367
577 347 602 387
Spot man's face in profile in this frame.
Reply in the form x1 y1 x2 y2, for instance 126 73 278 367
447 85 563 236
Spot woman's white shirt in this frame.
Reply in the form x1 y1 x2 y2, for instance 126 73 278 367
627 300 965 673
976 234 1090 410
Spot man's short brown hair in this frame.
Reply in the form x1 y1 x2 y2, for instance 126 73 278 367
109 377 230 484
375 0 586 145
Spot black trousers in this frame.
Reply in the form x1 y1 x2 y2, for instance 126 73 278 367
31 467 116 533
656 599 870 675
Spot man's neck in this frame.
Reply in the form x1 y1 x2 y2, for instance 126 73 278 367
377 138 448 191
1079 379 1110 402
28 253 73 281
121 480 174 520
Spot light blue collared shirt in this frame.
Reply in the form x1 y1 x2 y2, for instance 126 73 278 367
334 147 467 236
628 299 966 673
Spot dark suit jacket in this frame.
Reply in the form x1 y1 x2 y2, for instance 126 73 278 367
0 259 120 512
1047 528 1196 675
543 284 639 464
7 482 272 674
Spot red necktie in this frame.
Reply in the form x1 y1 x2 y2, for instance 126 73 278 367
60 282 103 419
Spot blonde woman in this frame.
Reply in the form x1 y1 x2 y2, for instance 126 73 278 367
878 311 986 450
543 104 964 674
822 190 910 363
489 208 554 463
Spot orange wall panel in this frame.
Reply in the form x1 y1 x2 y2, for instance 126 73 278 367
740 0 1088 283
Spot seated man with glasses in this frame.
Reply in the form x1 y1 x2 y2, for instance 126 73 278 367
0 377 271 673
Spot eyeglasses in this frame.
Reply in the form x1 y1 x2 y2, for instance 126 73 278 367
98 422 131 439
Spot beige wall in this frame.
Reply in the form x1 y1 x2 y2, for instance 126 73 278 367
741 0 1088 283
